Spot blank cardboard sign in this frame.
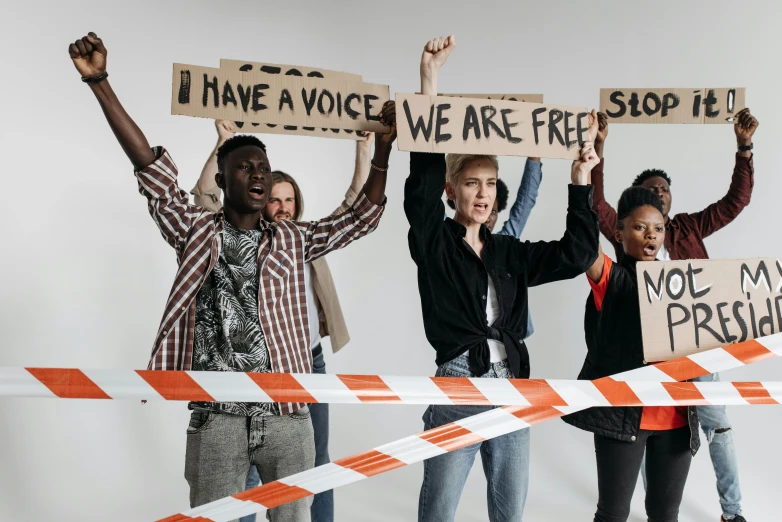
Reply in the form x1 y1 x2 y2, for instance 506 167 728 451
600 88 745 124
171 63 390 133
396 93 587 160
637 258 782 362
220 59 367 140
442 93 544 103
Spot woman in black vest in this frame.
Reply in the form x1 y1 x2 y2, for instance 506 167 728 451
564 187 700 522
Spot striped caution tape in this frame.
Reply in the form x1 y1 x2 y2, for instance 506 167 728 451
157 335 782 522
3 336 781 406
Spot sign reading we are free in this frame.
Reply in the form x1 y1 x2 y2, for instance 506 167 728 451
395 93 590 160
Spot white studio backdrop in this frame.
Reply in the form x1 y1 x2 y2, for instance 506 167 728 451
0 1 781 520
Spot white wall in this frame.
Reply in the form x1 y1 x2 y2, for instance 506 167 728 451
1 1 781 520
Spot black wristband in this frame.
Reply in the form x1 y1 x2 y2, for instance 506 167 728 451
82 71 108 84
738 143 753 152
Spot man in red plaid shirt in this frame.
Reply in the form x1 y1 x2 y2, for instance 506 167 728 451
69 32 397 522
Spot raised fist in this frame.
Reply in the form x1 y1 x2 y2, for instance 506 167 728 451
733 108 758 145
68 32 107 78
215 120 237 141
420 35 456 78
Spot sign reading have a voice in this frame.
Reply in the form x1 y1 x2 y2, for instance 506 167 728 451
172 64 391 133
396 93 588 160
220 59 367 140
638 258 782 362
600 88 746 124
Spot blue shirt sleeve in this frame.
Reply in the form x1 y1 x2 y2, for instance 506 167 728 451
497 158 542 238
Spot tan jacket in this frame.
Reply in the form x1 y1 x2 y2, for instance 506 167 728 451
191 183 353 352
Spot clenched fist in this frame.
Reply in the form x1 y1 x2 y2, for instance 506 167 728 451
68 32 107 79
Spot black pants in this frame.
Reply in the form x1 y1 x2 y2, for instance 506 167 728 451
593 427 692 522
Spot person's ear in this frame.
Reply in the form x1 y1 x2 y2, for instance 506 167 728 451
216 172 226 190
445 182 455 202
614 229 623 244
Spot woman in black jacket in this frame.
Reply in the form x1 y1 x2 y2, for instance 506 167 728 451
564 187 700 522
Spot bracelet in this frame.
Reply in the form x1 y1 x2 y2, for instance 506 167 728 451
82 71 109 84
737 143 753 152
371 161 388 172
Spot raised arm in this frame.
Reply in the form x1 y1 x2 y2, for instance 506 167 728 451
687 108 758 238
497 157 543 238
360 102 395 206
68 33 155 170
405 35 456 259
302 106 395 261
521 113 601 285
332 133 374 215
420 35 455 95
69 32 196 252
192 120 236 212
590 112 621 256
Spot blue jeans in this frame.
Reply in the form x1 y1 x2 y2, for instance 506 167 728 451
418 353 531 522
641 372 743 519
240 348 332 522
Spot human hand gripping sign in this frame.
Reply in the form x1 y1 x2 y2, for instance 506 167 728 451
571 110 600 185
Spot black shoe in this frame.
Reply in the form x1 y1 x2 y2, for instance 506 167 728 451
721 516 747 522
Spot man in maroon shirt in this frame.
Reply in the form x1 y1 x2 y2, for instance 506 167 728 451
590 108 758 522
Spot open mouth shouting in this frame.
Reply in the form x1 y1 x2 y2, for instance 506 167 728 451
643 242 658 257
248 184 266 200
474 203 489 214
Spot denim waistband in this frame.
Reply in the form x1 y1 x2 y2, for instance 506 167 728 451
437 352 510 379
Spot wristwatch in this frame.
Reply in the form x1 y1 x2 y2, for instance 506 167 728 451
738 143 753 152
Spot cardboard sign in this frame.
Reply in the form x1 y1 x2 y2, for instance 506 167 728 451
600 88 746 124
442 93 544 103
171 64 390 133
220 59 367 140
219 59 362 82
395 93 588 160
637 258 782 362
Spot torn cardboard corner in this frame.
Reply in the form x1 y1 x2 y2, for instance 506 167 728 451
395 93 587 160
637 258 782 362
441 93 544 103
172 63 390 133
600 88 745 124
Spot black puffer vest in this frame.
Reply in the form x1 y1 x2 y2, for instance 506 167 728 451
563 256 700 455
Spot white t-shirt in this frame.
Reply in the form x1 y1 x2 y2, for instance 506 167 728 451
657 243 671 261
486 276 507 362
303 262 322 349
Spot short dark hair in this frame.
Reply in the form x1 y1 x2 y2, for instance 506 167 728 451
216 135 267 172
616 186 663 229
446 178 509 211
632 168 671 187
270 171 304 220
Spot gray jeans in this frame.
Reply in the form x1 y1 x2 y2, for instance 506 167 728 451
185 407 315 522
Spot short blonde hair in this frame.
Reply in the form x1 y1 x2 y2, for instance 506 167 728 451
445 154 499 187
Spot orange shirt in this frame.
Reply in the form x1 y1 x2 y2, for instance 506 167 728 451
588 255 688 431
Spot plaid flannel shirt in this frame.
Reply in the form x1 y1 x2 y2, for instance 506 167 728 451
135 147 384 413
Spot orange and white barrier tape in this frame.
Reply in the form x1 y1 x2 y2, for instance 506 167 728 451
3 336 781 406
157 335 782 522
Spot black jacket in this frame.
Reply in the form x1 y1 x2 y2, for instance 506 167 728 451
563 255 701 455
404 152 600 378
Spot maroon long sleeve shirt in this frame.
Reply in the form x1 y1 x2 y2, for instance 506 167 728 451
591 154 754 261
